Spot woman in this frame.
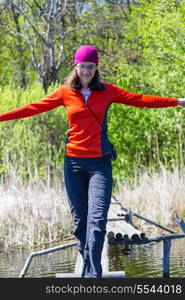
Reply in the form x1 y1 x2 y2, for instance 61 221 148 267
0 45 185 278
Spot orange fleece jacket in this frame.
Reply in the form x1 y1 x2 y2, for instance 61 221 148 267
0 83 178 158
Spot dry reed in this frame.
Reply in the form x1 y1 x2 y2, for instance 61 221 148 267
116 164 185 236
1 165 185 248
0 169 72 249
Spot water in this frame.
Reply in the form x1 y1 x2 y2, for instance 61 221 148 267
0 238 184 278
109 239 185 278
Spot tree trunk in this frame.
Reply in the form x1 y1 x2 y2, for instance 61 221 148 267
11 3 27 89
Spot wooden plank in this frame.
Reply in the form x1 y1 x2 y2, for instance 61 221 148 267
101 271 125 278
56 271 125 278
56 273 81 278
101 236 109 273
73 236 110 275
74 252 83 274
108 233 185 245
107 198 145 239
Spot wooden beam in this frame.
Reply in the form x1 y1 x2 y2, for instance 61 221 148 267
101 236 109 273
108 233 185 246
74 253 83 274
56 271 125 278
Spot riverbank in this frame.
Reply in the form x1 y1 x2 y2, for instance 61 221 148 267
0 166 185 249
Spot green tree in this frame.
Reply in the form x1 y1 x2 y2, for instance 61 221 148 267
109 0 185 180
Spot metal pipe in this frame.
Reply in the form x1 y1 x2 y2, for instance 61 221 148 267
19 241 77 278
176 213 185 233
163 239 171 278
112 195 176 234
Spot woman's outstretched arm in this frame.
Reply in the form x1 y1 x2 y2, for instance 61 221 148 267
0 86 64 122
109 83 179 108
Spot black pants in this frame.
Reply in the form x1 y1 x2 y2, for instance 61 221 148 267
64 155 113 277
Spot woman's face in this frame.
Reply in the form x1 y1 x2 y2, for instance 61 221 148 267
75 62 97 87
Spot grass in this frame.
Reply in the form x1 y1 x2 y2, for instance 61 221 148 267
0 164 185 249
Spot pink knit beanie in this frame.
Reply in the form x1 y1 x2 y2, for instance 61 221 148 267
74 45 99 65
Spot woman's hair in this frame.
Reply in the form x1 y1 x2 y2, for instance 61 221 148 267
64 68 105 91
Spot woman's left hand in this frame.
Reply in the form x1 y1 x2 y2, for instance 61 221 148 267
178 98 185 106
